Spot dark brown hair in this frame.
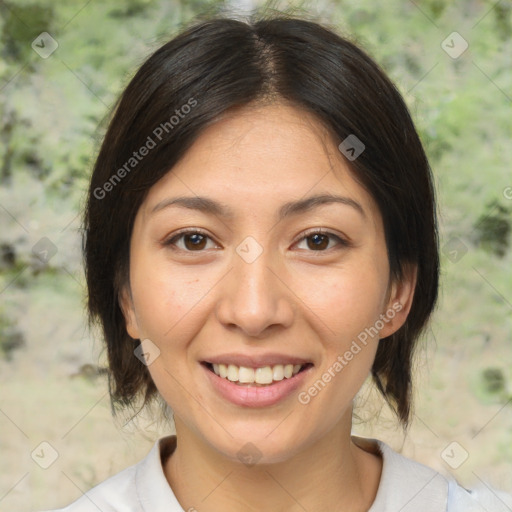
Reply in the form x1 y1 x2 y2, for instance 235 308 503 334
84 12 439 426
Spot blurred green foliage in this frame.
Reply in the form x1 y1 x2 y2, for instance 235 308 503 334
0 308 24 360
482 367 506 394
473 200 511 257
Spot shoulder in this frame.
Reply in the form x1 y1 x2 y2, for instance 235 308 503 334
447 479 512 512
353 436 512 512
39 463 139 512
38 436 180 512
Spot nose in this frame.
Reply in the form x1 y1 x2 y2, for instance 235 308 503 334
214 246 295 338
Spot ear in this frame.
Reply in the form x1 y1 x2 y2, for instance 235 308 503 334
379 263 417 339
118 284 141 340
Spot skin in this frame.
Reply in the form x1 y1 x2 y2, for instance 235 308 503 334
121 102 416 512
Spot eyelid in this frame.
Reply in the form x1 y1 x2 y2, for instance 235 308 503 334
293 228 352 249
162 227 352 252
162 228 220 250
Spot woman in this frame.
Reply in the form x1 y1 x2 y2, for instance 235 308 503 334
43 12 512 512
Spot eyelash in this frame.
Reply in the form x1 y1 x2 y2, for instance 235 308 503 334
163 228 351 253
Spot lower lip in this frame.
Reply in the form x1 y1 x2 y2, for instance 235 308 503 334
202 364 313 408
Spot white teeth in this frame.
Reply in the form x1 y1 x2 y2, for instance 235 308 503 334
255 366 273 384
238 366 255 383
227 364 239 381
210 362 306 384
272 365 284 381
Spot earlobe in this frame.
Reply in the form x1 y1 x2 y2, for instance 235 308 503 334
119 285 140 340
379 264 417 339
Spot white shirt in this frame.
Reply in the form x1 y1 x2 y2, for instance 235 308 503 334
41 435 512 512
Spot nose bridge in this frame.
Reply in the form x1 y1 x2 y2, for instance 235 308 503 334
236 240 274 300
215 236 294 336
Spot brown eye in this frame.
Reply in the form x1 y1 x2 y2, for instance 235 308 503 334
295 230 350 252
306 233 330 250
164 230 217 251
182 233 207 250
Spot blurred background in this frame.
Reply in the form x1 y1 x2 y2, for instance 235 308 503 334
0 0 511 510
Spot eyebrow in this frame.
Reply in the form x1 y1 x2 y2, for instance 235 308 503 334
151 193 366 220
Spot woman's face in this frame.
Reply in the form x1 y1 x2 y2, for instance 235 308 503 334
121 102 414 463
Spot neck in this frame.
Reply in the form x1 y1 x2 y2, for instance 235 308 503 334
164 414 382 512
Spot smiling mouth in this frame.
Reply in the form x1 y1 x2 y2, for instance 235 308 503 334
202 362 313 386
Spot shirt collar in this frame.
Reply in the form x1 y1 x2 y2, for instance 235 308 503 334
135 436 183 511
135 435 449 512
352 436 449 512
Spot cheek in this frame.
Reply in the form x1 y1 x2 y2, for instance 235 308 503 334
293 259 388 341
294 269 384 432
129 260 211 407
130 255 209 340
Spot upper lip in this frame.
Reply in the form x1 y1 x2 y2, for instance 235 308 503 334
202 353 313 367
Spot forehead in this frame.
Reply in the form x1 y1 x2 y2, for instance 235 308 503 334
141 102 381 224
